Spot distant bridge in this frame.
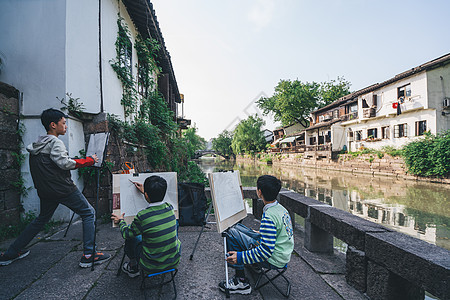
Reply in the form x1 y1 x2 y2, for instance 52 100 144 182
194 150 229 159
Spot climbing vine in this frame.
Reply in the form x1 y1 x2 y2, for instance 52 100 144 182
108 15 207 184
110 16 137 117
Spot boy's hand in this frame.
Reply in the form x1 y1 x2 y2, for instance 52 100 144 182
92 154 99 163
133 182 144 194
111 212 125 224
226 251 238 264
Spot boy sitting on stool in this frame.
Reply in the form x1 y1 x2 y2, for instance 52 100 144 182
111 175 181 278
219 175 294 295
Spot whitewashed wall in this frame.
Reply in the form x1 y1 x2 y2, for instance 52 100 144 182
345 109 436 152
0 0 67 115
363 72 428 119
101 0 140 121
66 0 101 113
427 64 450 134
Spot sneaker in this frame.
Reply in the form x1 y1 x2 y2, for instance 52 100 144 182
122 261 140 278
219 276 252 295
0 250 30 266
79 252 111 268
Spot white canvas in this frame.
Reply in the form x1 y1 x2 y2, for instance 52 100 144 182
119 172 178 221
85 132 109 167
209 171 247 232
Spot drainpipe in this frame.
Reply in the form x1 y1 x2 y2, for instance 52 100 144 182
98 0 104 113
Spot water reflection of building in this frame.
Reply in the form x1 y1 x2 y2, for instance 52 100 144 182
300 182 439 248
200 161 450 251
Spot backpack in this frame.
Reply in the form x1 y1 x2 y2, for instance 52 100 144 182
178 183 208 226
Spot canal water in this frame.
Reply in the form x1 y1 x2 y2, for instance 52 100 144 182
198 158 450 252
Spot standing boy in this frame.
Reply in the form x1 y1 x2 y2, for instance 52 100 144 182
0 108 110 267
111 175 180 278
219 175 294 295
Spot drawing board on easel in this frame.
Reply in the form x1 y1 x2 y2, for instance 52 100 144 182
85 132 109 168
208 170 247 233
112 172 178 225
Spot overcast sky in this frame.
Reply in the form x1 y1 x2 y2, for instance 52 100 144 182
151 0 450 140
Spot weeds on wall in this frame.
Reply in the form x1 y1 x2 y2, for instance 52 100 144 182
11 122 29 196
58 93 85 119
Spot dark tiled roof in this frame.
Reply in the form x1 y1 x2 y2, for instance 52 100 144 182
122 0 181 103
314 53 450 114
305 120 340 131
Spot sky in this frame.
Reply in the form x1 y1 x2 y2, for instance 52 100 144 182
151 0 450 140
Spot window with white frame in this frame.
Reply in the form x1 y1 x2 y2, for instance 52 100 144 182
381 126 390 139
355 130 362 141
415 120 427 136
397 84 411 101
367 128 378 139
394 124 407 138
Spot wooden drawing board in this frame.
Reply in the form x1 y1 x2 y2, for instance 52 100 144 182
86 132 109 168
112 172 178 225
208 171 247 233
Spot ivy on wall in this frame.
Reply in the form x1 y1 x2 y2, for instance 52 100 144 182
109 15 207 184
110 16 137 117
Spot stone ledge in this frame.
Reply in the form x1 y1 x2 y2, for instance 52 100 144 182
366 231 450 299
309 206 389 250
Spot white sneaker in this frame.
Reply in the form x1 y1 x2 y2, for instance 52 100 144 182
122 262 140 278
218 276 252 295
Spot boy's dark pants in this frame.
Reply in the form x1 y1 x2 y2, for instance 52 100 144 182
124 236 143 263
6 189 96 256
225 223 276 271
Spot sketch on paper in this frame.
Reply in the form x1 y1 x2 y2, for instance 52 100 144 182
114 172 178 224
85 132 109 167
209 171 247 232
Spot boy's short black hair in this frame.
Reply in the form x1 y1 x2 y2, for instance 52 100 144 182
41 108 67 131
257 175 281 202
144 176 167 203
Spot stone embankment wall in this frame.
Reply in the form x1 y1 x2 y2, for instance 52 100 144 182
238 152 450 184
0 82 21 225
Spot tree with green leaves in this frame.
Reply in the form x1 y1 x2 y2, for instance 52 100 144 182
212 130 234 159
182 127 206 159
257 77 351 127
231 115 266 155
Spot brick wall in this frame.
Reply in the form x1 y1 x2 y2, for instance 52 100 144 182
0 82 21 225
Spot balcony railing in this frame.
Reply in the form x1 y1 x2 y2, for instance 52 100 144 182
341 112 358 121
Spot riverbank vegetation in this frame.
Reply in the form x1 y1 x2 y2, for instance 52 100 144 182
402 131 450 178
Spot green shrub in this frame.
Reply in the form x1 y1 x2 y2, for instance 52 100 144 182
402 131 450 177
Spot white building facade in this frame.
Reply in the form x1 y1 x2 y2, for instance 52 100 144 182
307 54 450 153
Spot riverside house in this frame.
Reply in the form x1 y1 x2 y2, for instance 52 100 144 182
0 0 184 219
305 53 450 155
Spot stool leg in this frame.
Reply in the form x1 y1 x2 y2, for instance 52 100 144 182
116 250 126 276
171 271 177 300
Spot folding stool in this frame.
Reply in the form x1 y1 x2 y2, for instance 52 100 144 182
254 264 291 298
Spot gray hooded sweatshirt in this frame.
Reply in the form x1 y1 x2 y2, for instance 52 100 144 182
26 135 78 199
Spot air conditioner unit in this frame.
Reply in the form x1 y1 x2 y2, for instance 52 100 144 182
444 97 450 109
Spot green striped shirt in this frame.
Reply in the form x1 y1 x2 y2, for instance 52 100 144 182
119 202 180 274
